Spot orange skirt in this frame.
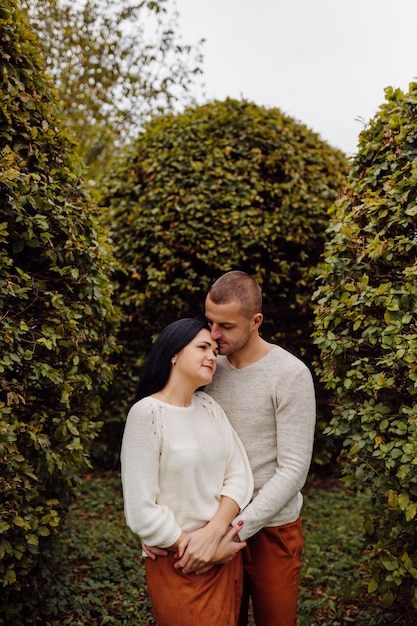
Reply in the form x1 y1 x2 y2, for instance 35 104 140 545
146 552 243 626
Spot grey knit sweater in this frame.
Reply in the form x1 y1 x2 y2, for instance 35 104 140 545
205 345 316 541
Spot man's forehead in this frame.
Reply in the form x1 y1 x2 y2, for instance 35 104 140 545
205 297 243 319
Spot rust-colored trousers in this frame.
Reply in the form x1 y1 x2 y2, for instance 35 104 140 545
146 551 243 626
238 517 304 626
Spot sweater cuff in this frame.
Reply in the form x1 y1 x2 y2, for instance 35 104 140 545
156 526 182 549
220 486 249 511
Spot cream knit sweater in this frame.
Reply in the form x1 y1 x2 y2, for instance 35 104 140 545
121 391 253 548
205 345 316 541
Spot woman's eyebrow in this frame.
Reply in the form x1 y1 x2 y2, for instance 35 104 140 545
198 340 218 349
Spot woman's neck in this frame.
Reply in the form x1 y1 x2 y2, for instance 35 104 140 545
153 381 193 407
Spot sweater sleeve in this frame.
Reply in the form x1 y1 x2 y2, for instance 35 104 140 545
199 393 254 511
234 366 316 540
120 400 182 548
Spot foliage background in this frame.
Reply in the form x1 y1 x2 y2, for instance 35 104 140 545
313 82 417 610
96 97 348 466
22 0 204 179
0 1 119 621
3 0 417 621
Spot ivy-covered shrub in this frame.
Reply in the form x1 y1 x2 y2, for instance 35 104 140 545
313 84 417 612
98 98 348 465
0 1 119 622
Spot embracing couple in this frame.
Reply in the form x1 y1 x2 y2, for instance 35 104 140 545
121 271 316 626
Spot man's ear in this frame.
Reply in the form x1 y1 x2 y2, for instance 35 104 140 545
253 313 263 329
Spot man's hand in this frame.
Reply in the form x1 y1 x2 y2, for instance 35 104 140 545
141 540 169 560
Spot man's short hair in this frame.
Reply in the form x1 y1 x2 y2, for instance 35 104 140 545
208 271 262 319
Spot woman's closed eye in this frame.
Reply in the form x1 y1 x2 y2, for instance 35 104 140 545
198 344 218 357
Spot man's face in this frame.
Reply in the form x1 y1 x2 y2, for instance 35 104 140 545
204 295 253 356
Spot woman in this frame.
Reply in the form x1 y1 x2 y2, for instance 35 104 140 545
121 318 253 626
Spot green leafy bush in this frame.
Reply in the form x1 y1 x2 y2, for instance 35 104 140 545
313 83 417 611
98 98 348 466
0 1 119 621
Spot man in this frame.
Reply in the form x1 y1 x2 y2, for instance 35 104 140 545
202 270 316 626
144 270 316 626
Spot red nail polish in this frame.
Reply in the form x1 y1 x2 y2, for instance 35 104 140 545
238 520 244 527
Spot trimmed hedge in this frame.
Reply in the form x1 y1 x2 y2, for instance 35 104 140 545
0 1 119 622
98 98 348 466
313 83 417 610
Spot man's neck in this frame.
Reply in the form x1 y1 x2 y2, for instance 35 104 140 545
227 337 273 369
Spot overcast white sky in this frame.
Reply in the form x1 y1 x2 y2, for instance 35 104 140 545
174 0 417 156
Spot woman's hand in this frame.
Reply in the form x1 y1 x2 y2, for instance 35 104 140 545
174 523 221 573
141 540 169 559
174 495 241 574
175 520 245 574
141 530 189 559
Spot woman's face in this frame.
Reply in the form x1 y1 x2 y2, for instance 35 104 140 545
173 329 218 387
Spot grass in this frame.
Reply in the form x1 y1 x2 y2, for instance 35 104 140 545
44 472 154 626
40 470 410 625
299 476 373 625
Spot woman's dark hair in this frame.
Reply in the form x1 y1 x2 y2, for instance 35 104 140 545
135 318 209 401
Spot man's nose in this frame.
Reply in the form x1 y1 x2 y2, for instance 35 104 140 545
210 325 222 340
